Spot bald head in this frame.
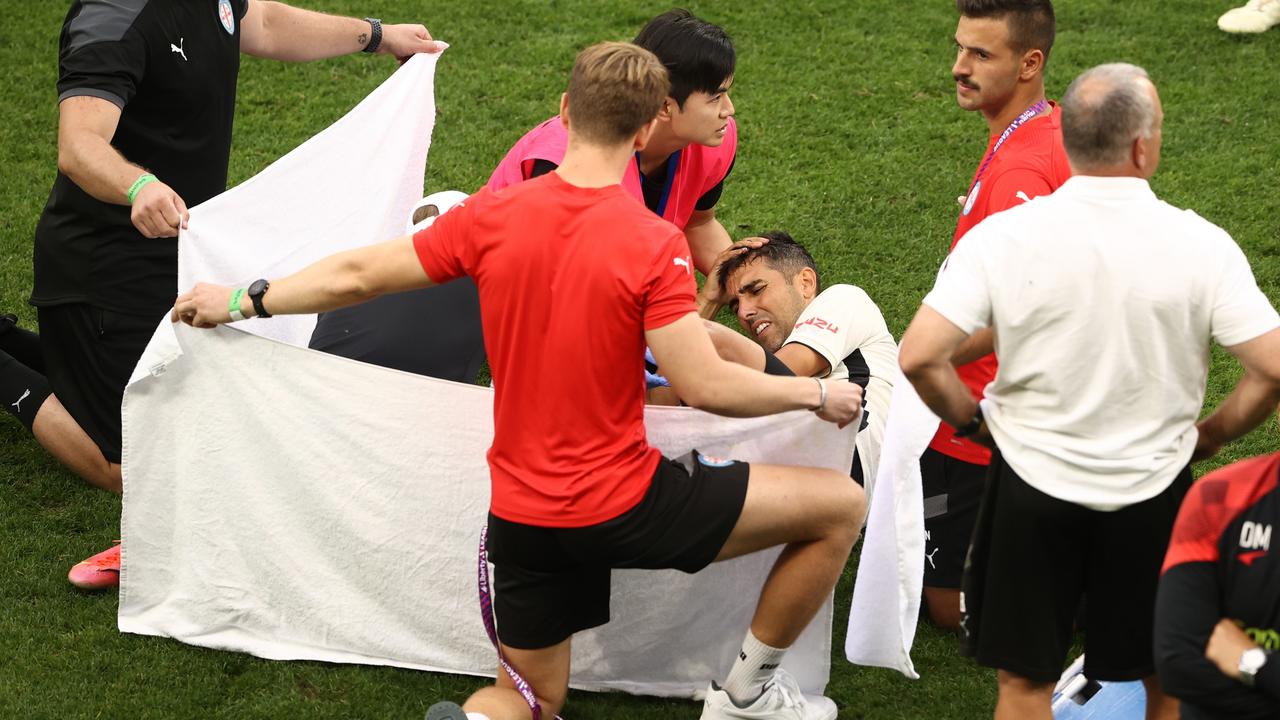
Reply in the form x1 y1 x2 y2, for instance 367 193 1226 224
1061 63 1162 175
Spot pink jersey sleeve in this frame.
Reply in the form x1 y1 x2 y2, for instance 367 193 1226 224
485 117 568 192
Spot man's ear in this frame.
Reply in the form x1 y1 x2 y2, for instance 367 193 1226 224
797 267 819 301
655 96 677 121
559 93 570 128
1131 135 1148 173
1019 49 1044 82
633 117 659 151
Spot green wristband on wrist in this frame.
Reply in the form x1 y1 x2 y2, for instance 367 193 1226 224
127 173 158 205
228 288 247 322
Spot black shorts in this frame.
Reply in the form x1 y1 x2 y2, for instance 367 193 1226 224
38 304 159 464
487 453 750 650
920 447 987 589
961 451 1193 683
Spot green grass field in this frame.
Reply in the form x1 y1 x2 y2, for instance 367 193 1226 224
1 1 1278 718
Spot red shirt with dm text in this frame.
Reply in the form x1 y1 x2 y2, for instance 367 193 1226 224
413 172 697 527
929 102 1072 465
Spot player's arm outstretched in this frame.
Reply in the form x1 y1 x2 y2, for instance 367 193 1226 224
240 0 441 62
647 313 861 426
173 236 433 327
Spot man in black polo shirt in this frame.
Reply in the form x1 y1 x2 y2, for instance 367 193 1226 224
0 0 439 590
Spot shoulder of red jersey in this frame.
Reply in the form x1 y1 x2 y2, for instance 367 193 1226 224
1163 452 1280 572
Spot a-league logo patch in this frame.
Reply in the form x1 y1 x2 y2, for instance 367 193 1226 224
218 0 236 34
962 181 981 216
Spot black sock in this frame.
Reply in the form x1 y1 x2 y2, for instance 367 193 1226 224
0 314 43 374
0 349 51 432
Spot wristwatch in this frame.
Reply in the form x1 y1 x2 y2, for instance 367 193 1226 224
1239 647 1268 687
362 18 382 53
954 405 984 438
247 278 272 318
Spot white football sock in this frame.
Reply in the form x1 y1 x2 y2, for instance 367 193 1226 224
721 630 787 705
465 713 490 720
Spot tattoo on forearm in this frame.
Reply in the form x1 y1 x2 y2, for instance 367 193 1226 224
358 32 369 46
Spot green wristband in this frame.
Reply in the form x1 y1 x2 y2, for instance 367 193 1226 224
228 288 247 322
127 173 158 205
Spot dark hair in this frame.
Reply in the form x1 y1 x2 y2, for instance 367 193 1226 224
956 0 1056 65
633 9 735 108
718 231 820 296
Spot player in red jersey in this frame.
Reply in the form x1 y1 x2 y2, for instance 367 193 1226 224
920 0 1072 631
175 43 865 720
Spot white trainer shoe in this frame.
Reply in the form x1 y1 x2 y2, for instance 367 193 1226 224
1218 0 1280 33
699 669 837 720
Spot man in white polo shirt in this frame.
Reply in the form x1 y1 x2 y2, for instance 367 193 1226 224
898 62 1280 720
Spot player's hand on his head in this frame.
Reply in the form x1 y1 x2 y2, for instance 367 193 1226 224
172 283 235 329
131 181 189 239
379 23 443 59
816 381 864 429
701 237 769 305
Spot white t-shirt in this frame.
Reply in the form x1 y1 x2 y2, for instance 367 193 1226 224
924 175 1280 510
784 284 898 483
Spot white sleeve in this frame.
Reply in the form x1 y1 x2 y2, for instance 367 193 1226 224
1209 231 1280 347
784 285 886 377
922 230 993 334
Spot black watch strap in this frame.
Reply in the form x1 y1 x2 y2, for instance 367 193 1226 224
954 405 984 438
247 278 272 318
362 18 382 54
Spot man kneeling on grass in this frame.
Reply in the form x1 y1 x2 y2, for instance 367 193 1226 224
175 42 865 720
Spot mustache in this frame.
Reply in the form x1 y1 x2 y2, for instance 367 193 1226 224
954 75 979 90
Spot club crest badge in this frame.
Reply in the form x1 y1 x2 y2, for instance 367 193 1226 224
218 0 236 35
962 181 981 217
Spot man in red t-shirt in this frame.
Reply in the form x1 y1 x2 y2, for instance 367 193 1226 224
176 43 866 720
920 0 1071 631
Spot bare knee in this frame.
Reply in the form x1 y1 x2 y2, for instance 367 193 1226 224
923 586 963 630
817 468 865 544
464 685 565 720
997 669 1054 697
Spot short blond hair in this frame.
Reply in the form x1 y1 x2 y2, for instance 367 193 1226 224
566 42 670 145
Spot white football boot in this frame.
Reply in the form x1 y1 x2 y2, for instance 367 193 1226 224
699 669 837 720
1218 0 1280 33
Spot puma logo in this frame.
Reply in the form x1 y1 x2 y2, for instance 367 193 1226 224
672 256 691 274
11 388 30 412
1015 190 1033 203
170 37 187 61
925 546 940 570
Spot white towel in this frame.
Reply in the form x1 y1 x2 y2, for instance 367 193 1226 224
117 49 856 699
844 369 937 678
